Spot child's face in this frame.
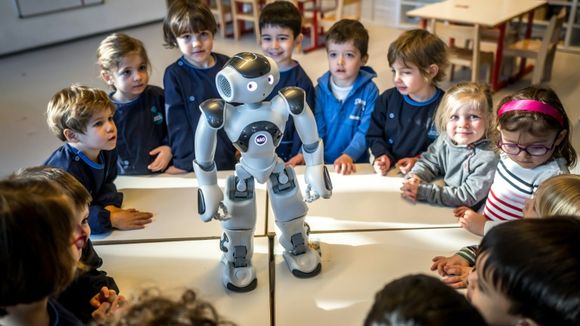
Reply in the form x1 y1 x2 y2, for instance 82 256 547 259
391 59 434 101
446 105 486 145
498 128 565 169
104 52 149 102
176 30 215 68
260 25 301 70
467 258 520 326
327 40 367 87
74 108 117 154
70 205 90 261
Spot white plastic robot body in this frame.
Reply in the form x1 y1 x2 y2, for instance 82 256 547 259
193 52 332 292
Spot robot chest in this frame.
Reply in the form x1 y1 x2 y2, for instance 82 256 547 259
231 121 282 153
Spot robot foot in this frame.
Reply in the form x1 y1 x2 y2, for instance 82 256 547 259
282 248 321 278
221 256 258 292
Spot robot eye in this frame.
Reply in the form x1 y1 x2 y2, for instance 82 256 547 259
247 81 257 92
267 74 274 85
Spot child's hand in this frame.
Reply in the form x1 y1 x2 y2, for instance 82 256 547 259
430 254 469 276
90 287 128 324
107 206 153 230
372 155 391 176
400 175 421 201
165 165 187 174
285 153 304 167
459 210 486 236
441 265 472 289
395 157 417 175
334 154 356 175
453 206 471 218
148 145 172 172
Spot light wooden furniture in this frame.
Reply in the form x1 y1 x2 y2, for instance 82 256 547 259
433 21 495 83
407 0 547 91
318 0 362 31
502 8 566 85
208 0 233 38
231 0 262 43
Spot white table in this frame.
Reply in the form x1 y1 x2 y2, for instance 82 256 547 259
97 237 271 326
91 171 268 244
269 164 458 233
273 228 481 326
407 0 547 90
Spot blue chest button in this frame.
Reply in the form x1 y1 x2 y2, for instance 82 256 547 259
388 138 394 144
189 96 195 102
389 113 395 119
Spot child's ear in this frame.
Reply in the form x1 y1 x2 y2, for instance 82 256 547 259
555 129 567 146
294 33 304 48
63 129 79 143
100 71 114 87
427 64 439 78
361 54 369 65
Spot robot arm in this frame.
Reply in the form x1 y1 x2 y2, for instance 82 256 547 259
193 99 229 222
278 87 332 202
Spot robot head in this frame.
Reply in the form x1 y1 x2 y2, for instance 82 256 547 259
215 52 280 103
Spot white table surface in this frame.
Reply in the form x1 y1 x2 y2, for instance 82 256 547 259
92 171 267 244
407 0 547 27
96 237 271 326
269 164 458 232
274 228 481 326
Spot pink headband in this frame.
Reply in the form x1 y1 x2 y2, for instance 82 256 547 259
498 100 564 126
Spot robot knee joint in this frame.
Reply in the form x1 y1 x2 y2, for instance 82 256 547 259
228 176 254 201
270 167 296 194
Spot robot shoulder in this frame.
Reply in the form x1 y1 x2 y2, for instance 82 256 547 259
279 87 306 115
199 99 226 128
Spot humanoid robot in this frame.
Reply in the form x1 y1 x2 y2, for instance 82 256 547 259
193 52 332 292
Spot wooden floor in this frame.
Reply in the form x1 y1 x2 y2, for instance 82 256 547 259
0 21 578 177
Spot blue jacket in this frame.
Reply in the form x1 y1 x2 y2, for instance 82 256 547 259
265 61 315 161
112 85 168 175
44 144 123 234
315 66 379 163
164 53 237 171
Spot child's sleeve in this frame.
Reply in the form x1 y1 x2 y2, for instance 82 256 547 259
343 85 379 161
455 245 478 266
416 150 498 207
408 136 444 182
366 93 395 163
90 153 123 233
314 85 327 141
164 70 194 171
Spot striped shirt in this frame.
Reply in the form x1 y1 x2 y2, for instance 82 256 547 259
483 154 568 221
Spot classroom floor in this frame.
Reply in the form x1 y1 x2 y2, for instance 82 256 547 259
0 20 579 177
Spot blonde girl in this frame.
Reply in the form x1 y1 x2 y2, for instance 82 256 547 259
401 82 499 208
97 33 171 175
456 86 575 235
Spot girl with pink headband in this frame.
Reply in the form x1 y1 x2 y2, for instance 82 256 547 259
454 86 576 236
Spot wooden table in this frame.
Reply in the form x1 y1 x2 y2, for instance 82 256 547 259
407 0 547 90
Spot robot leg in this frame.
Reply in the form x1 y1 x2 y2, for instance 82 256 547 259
269 166 321 278
220 174 258 292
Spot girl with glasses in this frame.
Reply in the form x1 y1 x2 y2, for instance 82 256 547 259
454 86 576 236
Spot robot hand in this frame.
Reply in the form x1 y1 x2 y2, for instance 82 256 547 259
303 164 332 203
197 184 230 222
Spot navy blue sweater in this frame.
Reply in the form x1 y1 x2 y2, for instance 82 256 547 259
163 53 237 171
44 144 122 234
366 87 443 164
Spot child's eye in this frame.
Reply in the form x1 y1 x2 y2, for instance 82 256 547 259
139 64 148 71
198 31 210 40
449 115 459 121
93 121 103 127
121 70 131 77
469 114 480 120
345 53 355 58
262 36 272 42
81 218 89 225
279 36 289 41
328 52 337 58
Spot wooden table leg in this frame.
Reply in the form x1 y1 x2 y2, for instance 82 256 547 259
491 23 506 91
472 24 481 82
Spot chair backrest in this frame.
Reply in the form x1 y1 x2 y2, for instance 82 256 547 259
320 0 362 29
539 7 566 55
433 21 475 45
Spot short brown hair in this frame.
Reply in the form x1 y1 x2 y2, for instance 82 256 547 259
0 179 76 307
46 84 115 141
325 19 369 59
388 29 449 84
163 0 217 48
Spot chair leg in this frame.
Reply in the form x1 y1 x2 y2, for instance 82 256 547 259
449 64 456 81
532 55 546 85
544 50 556 81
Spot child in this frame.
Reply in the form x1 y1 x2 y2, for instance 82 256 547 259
259 1 315 166
366 29 448 176
467 217 580 326
162 0 236 173
364 274 486 326
432 173 580 289
401 82 499 208
456 86 575 236
97 32 172 175
315 19 379 175
44 84 153 234
12 166 120 324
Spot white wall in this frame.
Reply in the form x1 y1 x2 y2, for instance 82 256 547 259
0 0 166 56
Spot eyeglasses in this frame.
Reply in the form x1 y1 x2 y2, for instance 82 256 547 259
497 141 555 156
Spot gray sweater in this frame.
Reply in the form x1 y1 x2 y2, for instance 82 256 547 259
409 135 499 207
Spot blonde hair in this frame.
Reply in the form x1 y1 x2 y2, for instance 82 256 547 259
535 174 580 217
97 33 150 76
46 84 115 141
434 82 494 135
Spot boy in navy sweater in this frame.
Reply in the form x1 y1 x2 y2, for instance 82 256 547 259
44 84 153 234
